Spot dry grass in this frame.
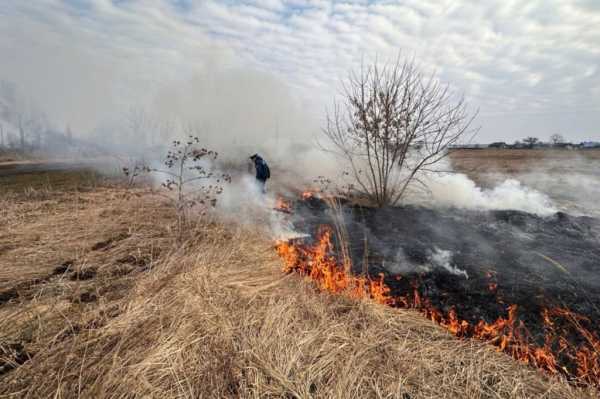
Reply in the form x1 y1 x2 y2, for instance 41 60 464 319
0 180 596 398
449 148 600 175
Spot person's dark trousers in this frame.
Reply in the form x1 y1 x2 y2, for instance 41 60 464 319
258 179 267 193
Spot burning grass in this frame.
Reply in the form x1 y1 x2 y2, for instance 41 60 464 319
275 200 600 392
276 225 392 306
0 175 596 397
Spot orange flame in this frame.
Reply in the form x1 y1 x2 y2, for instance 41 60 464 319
276 226 393 305
302 190 316 200
275 196 293 213
275 224 600 388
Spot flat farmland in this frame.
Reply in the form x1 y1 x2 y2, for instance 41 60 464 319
448 148 600 216
450 148 600 175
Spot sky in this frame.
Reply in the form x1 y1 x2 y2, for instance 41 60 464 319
0 0 599 144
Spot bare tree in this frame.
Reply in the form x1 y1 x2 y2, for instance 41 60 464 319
323 57 478 207
18 113 26 151
550 133 564 146
66 125 73 145
16 107 46 152
523 136 539 148
127 106 147 146
0 81 47 152
126 106 160 148
158 117 175 144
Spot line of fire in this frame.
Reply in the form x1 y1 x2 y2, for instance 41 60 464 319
274 191 600 389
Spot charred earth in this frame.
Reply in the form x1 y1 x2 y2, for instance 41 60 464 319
277 195 600 387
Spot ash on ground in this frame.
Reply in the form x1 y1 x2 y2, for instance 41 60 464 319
289 196 600 337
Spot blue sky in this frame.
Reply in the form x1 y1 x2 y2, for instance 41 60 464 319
0 0 599 142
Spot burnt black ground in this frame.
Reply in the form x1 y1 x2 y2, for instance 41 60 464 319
288 196 600 345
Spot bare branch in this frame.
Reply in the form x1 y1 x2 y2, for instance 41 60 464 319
323 55 478 207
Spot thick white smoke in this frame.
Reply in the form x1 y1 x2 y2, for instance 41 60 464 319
398 157 558 216
216 173 304 240
408 153 600 217
421 173 558 216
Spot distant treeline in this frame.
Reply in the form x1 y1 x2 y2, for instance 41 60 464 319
452 135 600 150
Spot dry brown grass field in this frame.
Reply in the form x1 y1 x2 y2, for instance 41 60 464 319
449 148 600 177
0 168 597 398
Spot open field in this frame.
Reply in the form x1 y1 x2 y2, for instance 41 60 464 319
449 148 600 177
449 148 600 217
0 149 50 165
0 167 596 398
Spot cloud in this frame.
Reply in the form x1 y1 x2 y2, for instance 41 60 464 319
0 0 598 142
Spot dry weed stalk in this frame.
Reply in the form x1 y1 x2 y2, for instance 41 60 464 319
124 134 231 242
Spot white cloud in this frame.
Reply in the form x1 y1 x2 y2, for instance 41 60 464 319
0 0 599 142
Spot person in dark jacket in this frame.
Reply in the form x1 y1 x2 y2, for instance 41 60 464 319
250 154 270 193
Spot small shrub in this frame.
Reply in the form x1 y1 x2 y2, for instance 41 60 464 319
127 136 231 241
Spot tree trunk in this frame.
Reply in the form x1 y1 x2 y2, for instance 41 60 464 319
19 119 25 152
